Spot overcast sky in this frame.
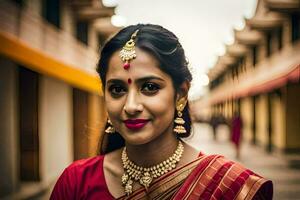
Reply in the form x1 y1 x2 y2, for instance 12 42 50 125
107 0 257 100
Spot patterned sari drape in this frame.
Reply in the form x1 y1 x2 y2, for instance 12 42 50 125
117 154 273 200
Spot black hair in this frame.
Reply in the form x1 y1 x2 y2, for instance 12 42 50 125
97 24 193 154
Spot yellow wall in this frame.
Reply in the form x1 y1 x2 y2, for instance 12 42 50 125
241 97 253 142
272 93 286 149
256 94 268 146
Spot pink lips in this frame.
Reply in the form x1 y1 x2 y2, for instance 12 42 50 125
124 119 149 130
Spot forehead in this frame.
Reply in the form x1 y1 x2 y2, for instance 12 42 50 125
106 48 171 81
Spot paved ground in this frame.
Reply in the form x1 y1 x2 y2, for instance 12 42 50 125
185 123 300 200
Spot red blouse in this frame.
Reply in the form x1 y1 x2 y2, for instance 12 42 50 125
50 155 115 200
50 153 272 199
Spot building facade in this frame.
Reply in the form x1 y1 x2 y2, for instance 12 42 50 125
193 0 300 152
0 0 117 198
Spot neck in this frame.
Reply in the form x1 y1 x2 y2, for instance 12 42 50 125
125 128 179 167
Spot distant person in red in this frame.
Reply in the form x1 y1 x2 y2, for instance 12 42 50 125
231 111 243 159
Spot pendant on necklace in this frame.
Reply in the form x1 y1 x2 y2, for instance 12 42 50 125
139 171 152 190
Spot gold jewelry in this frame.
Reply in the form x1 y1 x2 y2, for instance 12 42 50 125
174 99 187 134
119 29 139 70
121 141 184 196
105 119 115 134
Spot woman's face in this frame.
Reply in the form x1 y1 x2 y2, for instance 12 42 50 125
104 47 177 145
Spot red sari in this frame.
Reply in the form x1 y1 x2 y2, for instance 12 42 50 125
171 155 272 200
50 153 272 199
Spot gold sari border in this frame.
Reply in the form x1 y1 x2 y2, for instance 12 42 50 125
245 176 270 200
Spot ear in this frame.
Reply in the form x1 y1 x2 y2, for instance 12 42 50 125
176 81 190 102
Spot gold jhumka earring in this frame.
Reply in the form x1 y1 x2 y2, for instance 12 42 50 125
119 29 139 70
174 99 187 134
105 119 115 134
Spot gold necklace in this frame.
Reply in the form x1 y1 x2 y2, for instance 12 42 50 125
121 141 184 196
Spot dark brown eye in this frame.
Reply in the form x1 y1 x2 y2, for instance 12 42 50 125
108 85 126 97
141 82 160 95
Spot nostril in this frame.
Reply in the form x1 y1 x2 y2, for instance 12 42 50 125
123 104 143 115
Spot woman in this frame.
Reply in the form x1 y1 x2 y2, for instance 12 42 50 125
50 24 273 199
231 111 243 159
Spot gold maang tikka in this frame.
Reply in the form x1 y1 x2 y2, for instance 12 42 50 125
119 29 139 70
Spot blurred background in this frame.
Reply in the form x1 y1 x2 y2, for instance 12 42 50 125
0 0 299 199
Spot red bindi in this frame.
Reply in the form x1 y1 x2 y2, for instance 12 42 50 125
127 78 132 84
123 62 130 70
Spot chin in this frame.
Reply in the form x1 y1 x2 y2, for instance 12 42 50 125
118 125 154 145
123 132 155 146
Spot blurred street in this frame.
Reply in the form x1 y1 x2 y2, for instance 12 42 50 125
186 123 300 200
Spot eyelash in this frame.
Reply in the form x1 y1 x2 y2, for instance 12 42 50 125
108 85 127 97
141 82 160 94
108 82 161 97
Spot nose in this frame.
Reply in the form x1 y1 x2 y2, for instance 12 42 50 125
124 90 143 115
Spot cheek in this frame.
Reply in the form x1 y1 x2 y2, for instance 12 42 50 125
104 95 123 118
146 93 176 119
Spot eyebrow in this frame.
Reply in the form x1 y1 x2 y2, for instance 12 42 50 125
106 76 165 85
106 79 124 85
136 76 165 83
